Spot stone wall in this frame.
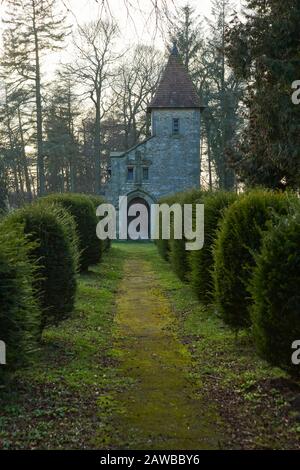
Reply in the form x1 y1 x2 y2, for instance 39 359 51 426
106 108 201 208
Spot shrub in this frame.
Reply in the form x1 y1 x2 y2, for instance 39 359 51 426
36 200 80 274
169 189 205 281
0 220 40 377
6 204 78 330
213 190 292 329
250 207 300 374
53 204 80 274
190 191 237 302
43 193 102 270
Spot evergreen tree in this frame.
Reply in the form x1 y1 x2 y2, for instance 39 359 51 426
44 75 79 193
2 0 69 196
0 86 35 205
169 4 203 77
8 88 34 201
226 0 300 189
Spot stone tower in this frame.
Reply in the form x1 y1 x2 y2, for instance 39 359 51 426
106 46 204 221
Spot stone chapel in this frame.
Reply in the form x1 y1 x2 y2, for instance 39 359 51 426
106 45 204 226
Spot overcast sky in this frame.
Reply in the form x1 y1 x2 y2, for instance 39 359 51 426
64 0 215 47
0 0 242 76
61 0 221 70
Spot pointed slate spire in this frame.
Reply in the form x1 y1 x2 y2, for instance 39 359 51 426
148 47 204 111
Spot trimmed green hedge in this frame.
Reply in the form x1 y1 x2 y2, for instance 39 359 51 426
169 189 205 281
190 191 237 303
250 206 300 374
51 203 80 274
213 190 291 329
6 204 78 330
155 187 300 376
0 220 40 377
43 193 102 271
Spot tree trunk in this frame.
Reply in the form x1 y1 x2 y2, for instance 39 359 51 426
12 161 20 204
220 3 226 190
33 2 45 196
5 101 20 202
17 161 25 195
207 137 213 191
94 90 102 194
17 106 33 201
67 86 76 192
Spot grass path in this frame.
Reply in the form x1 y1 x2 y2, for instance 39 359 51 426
109 245 223 449
1 243 300 449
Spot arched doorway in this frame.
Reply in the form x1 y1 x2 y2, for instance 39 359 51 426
127 197 150 240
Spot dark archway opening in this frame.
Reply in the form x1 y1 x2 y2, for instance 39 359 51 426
127 197 151 240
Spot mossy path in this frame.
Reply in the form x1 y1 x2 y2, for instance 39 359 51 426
109 244 223 449
1 243 299 449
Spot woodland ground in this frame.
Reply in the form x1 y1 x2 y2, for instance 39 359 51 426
0 243 300 449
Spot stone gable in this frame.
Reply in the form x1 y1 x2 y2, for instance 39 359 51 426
105 50 203 216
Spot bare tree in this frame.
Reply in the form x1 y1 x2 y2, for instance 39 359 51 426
112 45 163 149
63 0 176 37
66 18 119 193
203 0 244 190
0 83 36 204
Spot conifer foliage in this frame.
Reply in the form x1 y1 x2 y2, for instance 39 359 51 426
0 220 40 377
251 207 300 374
190 191 237 303
2 0 69 196
226 0 300 189
6 204 78 330
43 193 102 271
213 191 292 328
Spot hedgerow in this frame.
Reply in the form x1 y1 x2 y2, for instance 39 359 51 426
0 220 40 377
6 204 78 330
250 205 300 374
190 191 237 302
43 193 101 270
213 190 292 329
168 189 205 281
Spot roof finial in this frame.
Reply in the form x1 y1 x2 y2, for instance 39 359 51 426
171 41 179 56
